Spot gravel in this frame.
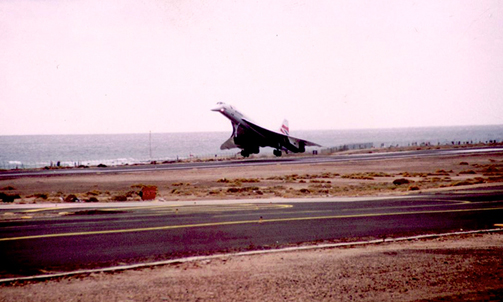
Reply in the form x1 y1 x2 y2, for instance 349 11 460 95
1 233 502 301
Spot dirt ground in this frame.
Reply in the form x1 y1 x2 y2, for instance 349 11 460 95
1 147 503 204
1 148 503 301
1 233 502 301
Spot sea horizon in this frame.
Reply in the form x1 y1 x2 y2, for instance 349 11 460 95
1 123 502 137
1 124 502 169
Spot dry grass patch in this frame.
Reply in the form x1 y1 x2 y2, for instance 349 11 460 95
401 172 430 178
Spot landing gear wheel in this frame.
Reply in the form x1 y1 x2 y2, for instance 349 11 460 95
273 149 282 157
241 150 250 157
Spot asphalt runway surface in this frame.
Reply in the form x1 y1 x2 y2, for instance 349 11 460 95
1 185 502 278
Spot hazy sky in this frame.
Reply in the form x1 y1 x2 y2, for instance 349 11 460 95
1 0 502 135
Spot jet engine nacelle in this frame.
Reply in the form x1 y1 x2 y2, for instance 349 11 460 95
288 137 306 153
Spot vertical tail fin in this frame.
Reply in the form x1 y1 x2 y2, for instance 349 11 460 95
280 119 289 136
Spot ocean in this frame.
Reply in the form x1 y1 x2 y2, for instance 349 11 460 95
1 125 502 169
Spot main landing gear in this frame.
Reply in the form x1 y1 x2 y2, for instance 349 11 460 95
240 150 250 157
240 148 282 157
241 147 259 158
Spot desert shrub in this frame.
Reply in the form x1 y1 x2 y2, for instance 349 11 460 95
298 173 338 180
309 179 331 183
432 170 450 176
219 178 260 186
487 176 503 182
264 185 285 191
86 197 99 202
341 172 393 179
125 191 137 198
323 172 340 178
393 178 411 185
226 187 240 193
0 192 20 203
260 186 285 196
365 172 393 177
266 174 310 181
431 177 441 182
309 183 332 189
479 165 503 175
236 178 260 183
64 194 79 202
208 190 222 195
450 178 485 186
87 190 101 196
32 193 48 200
408 186 420 191
111 195 128 201
450 180 471 186
226 186 260 193
459 162 469 165
131 184 146 189
1 186 16 191
307 184 331 194
459 170 476 175
341 173 374 180
402 172 429 177
265 176 282 180
473 177 485 183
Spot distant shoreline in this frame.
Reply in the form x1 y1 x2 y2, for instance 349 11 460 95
1 125 502 169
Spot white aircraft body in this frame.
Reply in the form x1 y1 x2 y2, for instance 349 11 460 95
212 102 321 157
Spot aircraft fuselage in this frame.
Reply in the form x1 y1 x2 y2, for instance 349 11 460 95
212 102 320 157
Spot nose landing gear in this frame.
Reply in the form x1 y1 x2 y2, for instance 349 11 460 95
273 149 282 157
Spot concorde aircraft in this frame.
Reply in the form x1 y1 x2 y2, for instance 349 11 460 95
212 102 321 157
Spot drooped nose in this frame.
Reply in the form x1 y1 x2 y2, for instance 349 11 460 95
211 102 225 112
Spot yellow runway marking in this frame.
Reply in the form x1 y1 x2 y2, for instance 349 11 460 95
22 205 183 213
2 206 502 242
213 210 327 219
21 203 291 214
343 200 472 212
103 205 184 211
23 207 62 213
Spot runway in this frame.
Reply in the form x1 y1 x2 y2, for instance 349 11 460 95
1 185 502 278
1 146 503 179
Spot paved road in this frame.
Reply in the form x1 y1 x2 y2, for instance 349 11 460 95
1 186 502 278
2 146 503 179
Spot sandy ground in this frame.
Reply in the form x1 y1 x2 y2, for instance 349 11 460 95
1 147 503 300
1 233 502 301
1 147 503 204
